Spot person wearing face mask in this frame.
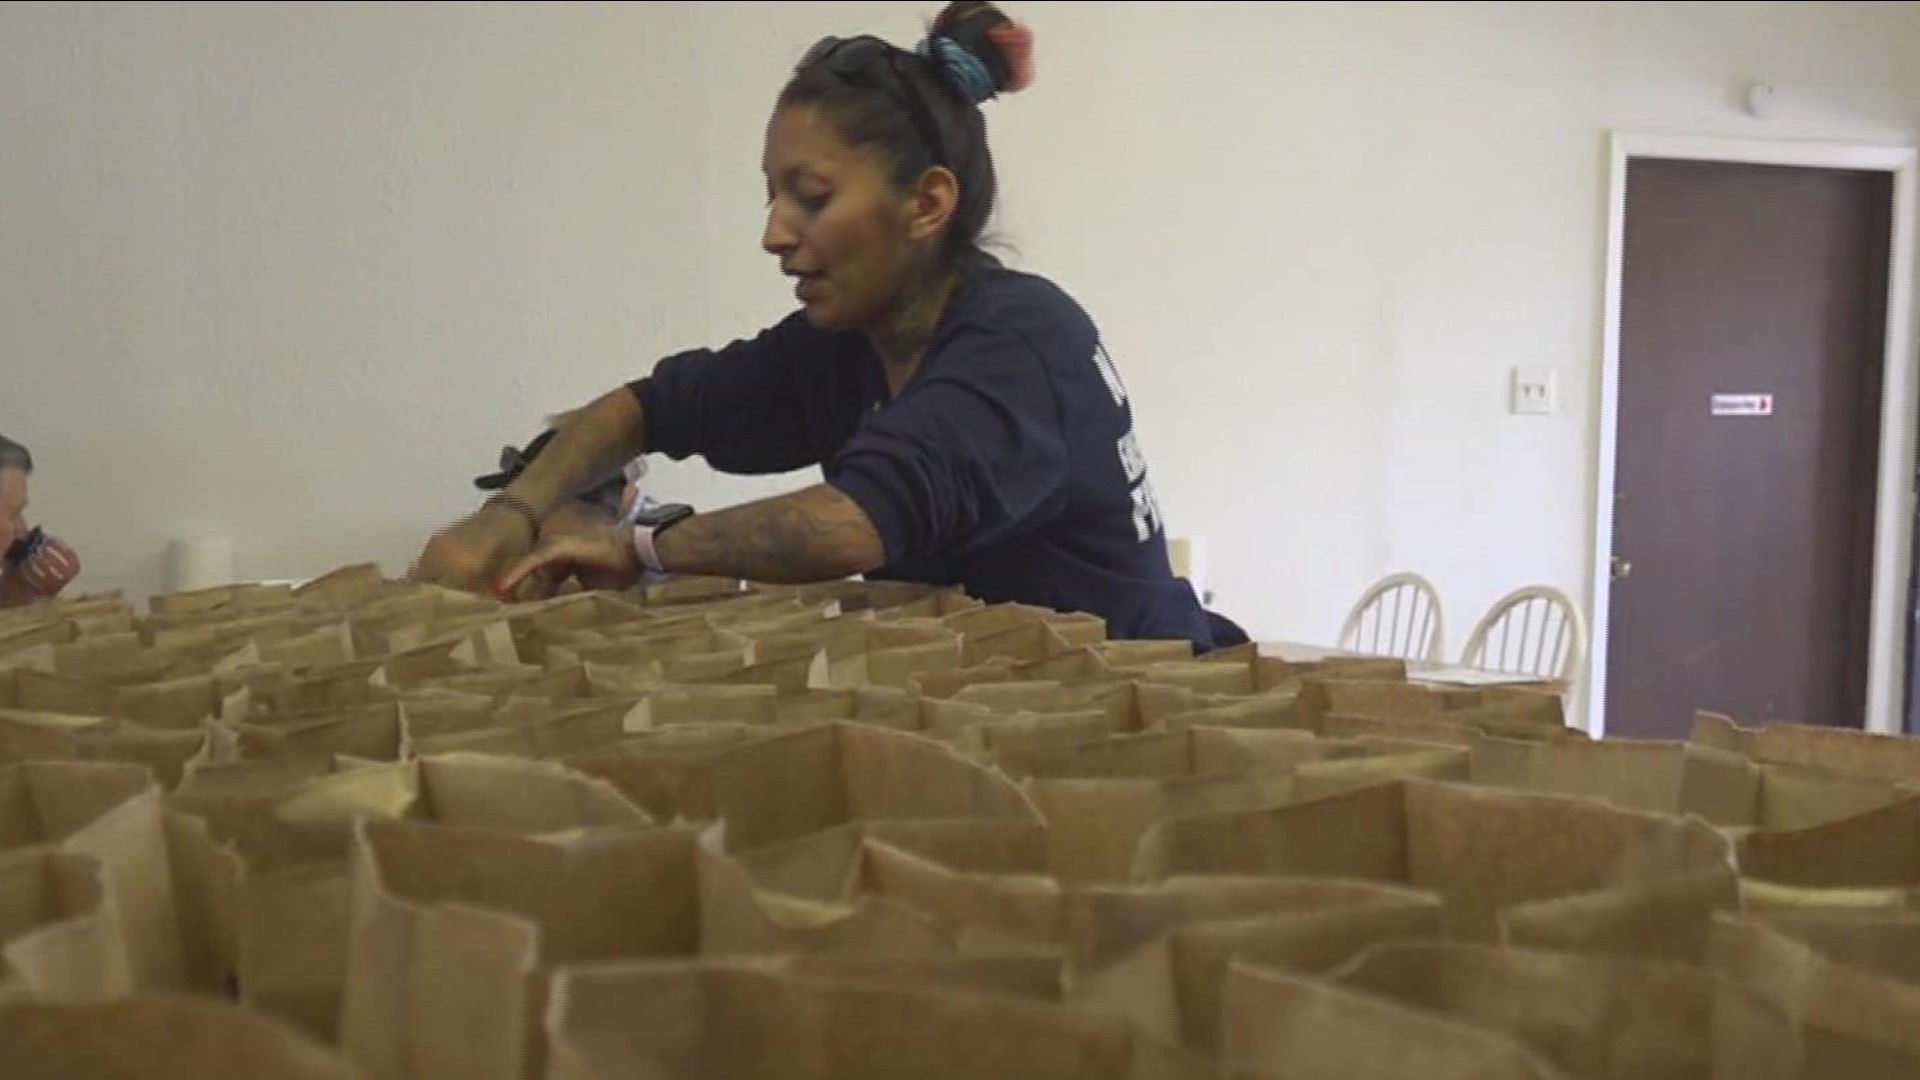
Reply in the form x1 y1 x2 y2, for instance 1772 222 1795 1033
0 435 81 608
410 1 1246 652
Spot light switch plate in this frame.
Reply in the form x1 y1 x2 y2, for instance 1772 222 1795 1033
1511 367 1557 415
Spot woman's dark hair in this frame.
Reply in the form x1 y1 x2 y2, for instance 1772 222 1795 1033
779 1 1035 272
0 435 31 473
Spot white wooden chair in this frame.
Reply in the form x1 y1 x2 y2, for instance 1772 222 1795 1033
1459 585 1587 684
1338 573 1446 663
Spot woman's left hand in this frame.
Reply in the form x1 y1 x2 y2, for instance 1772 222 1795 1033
494 525 642 601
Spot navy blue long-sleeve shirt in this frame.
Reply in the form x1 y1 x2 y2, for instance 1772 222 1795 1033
628 269 1239 650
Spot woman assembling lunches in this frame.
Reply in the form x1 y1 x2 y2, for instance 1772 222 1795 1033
410 1 1247 653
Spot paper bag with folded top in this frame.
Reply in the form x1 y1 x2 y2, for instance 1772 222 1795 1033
1693 710 1920 783
261 659 392 715
1028 735 1468 886
771 685 922 728
695 826 981 959
227 702 411 762
0 707 87 767
1135 778 1736 960
565 721 1040 851
942 709 1121 760
0 762 182 989
1708 913 1920 1079
1152 692 1310 732
1473 734 1905 834
0 993 364 1080
1220 956 1569 1080
544 956 1217 1080
1303 677 1567 734
733 818 1053 904
0 707 205 789
407 699 638 759
291 561 389 607
166 759 419 1028
148 581 300 618
1736 793 1920 889
0 848 132 1003
339 817 696 1080
166 753 651 1039
829 629 966 688
731 831 1064 953
1750 908 1920 986
995 727 1349 782
1471 737 1746 819
1066 878 1444 1055
9 667 123 719
1319 940 1740 1080
1244 654 1410 694
1004 645 1121 686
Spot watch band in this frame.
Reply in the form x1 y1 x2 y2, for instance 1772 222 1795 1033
631 523 665 574
486 492 541 543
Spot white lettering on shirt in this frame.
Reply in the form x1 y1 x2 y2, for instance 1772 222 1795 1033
1096 340 1164 543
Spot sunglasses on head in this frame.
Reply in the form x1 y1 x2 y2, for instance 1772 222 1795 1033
802 34 890 76
799 35 949 168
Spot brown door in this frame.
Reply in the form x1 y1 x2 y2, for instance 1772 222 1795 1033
1607 158 1890 739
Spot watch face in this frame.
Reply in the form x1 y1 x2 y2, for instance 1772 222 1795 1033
638 503 694 529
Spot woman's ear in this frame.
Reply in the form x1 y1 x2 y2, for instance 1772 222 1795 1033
904 166 960 244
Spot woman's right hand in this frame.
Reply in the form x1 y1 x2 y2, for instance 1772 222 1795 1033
17 536 79 599
408 504 538 594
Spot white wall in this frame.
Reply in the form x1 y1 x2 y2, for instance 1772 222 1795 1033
5 1 1920 658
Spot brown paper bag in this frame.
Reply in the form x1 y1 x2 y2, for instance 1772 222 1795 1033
1326 941 1729 1080
414 752 651 832
569 722 1040 851
0 993 365 1079
1752 908 1920 985
830 635 965 689
1709 913 1920 1078
1220 956 1569 1079
847 838 1063 947
1737 794 1920 887
739 816 1050 890
0 848 132 1002
170 753 649 1039
1155 693 1309 732
544 957 1215 1080
0 762 183 987
1307 677 1567 734
1468 736 1800 833
695 825 962 958
0 708 86 766
339 818 701 1080
1068 879 1444 1054
0 707 206 789
1718 714 1920 782
1135 778 1734 957
294 562 389 607
408 700 636 759
1030 743 1466 887
626 683 778 727
232 704 411 761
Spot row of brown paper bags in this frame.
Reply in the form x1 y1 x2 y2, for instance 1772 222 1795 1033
8 570 1920 1078
8 739 1920 1079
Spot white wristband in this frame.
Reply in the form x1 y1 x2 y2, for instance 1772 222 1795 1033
631 524 665 574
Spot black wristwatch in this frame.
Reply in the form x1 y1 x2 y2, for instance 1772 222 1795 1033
4 527 44 568
630 503 695 573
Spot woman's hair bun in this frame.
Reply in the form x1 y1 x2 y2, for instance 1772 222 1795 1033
922 1 1035 104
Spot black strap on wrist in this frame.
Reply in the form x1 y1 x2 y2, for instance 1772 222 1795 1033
487 492 541 543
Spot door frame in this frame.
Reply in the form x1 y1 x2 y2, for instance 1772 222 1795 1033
1588 132 1919 738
